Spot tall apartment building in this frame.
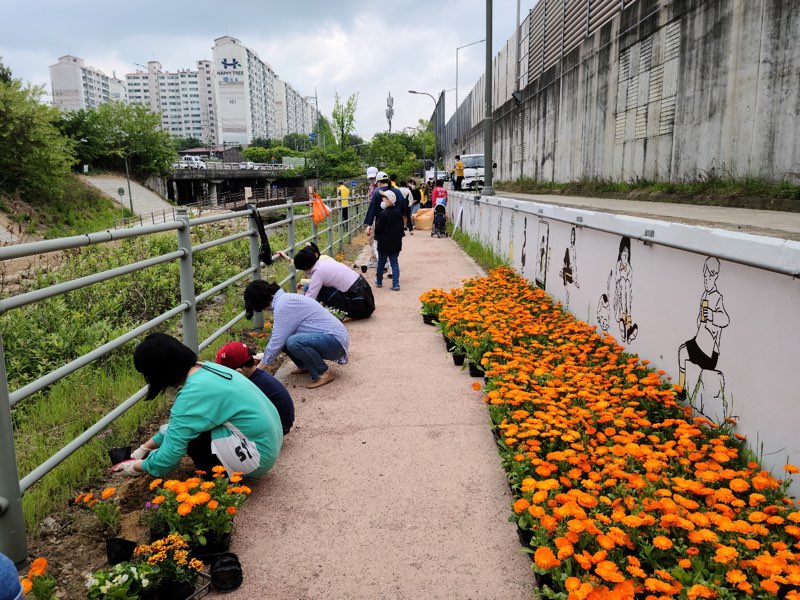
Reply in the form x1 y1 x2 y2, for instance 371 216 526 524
275 79 319 140
125 61 218 144
49 55 125 111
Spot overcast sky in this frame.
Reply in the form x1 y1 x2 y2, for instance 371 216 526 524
1 0 523 139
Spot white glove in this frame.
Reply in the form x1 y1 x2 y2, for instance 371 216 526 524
111 459 142 475
131 445 151 460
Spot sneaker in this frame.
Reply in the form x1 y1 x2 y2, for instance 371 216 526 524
391 285 400 291
375 281 382 288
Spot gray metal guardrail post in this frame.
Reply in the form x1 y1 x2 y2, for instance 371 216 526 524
327 207 335 257
248 208 265 331
337 206 345 253
0 336 27 562
287 199 297 292
176 209 198 352
311 210 319 247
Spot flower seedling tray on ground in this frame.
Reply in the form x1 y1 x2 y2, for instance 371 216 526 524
186 571 211 600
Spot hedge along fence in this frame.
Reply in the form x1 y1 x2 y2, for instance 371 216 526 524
421 267 800 600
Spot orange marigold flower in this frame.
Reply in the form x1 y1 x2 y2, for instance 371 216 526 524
28 557 47 577
101 487 116 500
20 578 32 594
229 475 243 483
212 465 227 473
760 579 779 594
533 546 561 570
595 560 625 583
201 481 215 490
687 584 717 599
149 479 163 490
565 577 581 591
227 506 237 516
729 478 750 492
687 547 700 556
152 495 165 505
725 570 747 584
514 498 531 513
652 536 673 550
207 500 219 510
471 382 482 391
177 502 193 516
784 464 800 474
714 545 738 564
678 559 692 569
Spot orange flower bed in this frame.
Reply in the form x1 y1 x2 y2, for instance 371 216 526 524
423 267 800 599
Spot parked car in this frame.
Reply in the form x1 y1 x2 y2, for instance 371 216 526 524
176 156 207 169
239 161 257 170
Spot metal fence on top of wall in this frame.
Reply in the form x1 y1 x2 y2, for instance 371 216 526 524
0 196 367 562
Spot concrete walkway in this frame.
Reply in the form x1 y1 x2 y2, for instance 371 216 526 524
501 192 800 241
222 233 536 599
83 175 173 216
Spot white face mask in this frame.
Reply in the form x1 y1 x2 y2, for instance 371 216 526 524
380 201 388 210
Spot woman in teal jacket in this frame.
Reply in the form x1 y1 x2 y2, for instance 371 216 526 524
111 333 283 478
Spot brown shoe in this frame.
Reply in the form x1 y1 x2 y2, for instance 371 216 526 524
305 370 335 389
290 367 309 375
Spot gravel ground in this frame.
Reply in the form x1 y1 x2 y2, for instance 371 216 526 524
218 232 537 599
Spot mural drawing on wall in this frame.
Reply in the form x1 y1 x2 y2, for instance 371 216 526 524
535 221 549 289
559 226 579 309
520 217 528 274
677 257 730 422
596 236 638 343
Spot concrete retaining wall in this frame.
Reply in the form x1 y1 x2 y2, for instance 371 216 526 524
447 192 800 494
449 0 800 183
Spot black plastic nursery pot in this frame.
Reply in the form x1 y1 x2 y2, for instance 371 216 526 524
452 352 465 366
156 580 196 600
422 314 436 326
106 537 137 565
189 532 232 560
107 446 132 465
210 552 243 592
468 362 484 378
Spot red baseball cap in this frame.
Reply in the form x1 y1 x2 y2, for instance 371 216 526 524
215 342 252 369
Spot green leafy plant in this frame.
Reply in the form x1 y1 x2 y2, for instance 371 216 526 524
86 562 156 600
20 557 57 600
73 487 120 536
133 534 204 586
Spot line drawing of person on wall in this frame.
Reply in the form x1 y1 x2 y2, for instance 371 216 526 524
535 221 549 289
677 257 730 406
560 226 579 309
612 236 638 343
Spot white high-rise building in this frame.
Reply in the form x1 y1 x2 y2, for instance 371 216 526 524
126 61 218 144
212 36 280 145
49 55 125 111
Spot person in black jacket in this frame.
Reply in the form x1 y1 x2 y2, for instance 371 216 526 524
374 189 405 291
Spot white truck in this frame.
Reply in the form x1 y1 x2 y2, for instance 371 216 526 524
174 156 207 170
460 154 484 190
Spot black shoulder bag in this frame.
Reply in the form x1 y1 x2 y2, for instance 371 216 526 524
247 204 273 266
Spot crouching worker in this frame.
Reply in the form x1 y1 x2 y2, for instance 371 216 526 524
111 333 283 478
294 242 375 320
244 280 349 389
215 341 295 435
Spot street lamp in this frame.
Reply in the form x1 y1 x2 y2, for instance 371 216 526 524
455 38 485 150
408 90 439 178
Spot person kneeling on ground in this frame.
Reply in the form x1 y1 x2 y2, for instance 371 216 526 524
244 280 349 389
111 333 283 477
294 242 375 320
216 341 295 435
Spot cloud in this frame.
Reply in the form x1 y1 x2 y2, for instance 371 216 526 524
2 0 521 138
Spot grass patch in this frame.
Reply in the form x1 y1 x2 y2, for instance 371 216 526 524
447 224 509 272
495 173 800 212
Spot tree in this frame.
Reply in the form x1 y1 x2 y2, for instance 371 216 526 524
331 92 358 151
250 136 279 149
172 136 202 151
0 58 11 84
0 76 75 200
283 133 309 152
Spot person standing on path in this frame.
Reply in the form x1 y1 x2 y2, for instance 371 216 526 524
293 242 375 320
336 180 350 223
112 333 283 477
374 189 405 291
408 178 422 218
431 180 449 206
215 341 295 435
453 155 465 191
244 280 349 389
364 167 380 269
364 171 405 256
398 180 414 235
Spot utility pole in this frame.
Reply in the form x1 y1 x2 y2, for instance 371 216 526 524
483 0 495 195
386 92 394 133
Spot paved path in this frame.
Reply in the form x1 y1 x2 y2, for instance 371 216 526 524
222 233 536 599
501 192 800 240
83 175 173 216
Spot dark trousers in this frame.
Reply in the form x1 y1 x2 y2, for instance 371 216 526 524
341 206 349 222
186 430 223 474
317 275 375 319
455 176 464 190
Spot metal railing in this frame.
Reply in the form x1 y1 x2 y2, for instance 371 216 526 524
0 195 367 561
